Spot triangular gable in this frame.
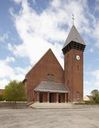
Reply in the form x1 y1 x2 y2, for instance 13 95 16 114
26 49 63 78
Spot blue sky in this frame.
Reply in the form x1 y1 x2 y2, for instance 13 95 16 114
0 0 99 96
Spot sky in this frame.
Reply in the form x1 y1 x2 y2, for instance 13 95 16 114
0 0 99 96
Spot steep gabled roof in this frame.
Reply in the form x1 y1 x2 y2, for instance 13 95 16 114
63 25 85 49
26 49 63 78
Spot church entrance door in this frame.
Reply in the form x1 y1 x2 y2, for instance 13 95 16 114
49 93 56 103
58 93 65 103
39 92 43 102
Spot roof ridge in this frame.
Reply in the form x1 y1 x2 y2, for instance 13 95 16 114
26 49 52 77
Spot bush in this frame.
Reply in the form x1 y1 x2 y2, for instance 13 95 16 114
91 89 99 104
4 80 26 102
0 95 4 101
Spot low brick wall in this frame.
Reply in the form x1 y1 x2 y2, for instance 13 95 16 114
0 101 28 109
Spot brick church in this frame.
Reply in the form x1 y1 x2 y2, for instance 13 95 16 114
24 25 86 103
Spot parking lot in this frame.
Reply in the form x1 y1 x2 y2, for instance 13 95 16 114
0 106 99 128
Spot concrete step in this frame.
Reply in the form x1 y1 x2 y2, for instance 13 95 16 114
30 102 74 109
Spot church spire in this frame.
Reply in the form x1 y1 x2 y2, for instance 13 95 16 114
63 22 86 102
62 25 86 54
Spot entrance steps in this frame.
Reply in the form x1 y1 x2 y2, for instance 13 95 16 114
30 102 74 109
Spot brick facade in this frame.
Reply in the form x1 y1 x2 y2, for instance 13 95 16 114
24 25 85 103
25 49 64 102
64 49 83 102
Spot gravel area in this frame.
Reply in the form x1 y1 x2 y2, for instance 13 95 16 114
0 106 99 128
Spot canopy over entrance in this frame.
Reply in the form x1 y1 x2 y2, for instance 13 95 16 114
34 81 69 103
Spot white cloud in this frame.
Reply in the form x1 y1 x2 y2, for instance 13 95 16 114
1 0 97 93
9 0 94 68
8 0 97 94
0 60 14 78
14 66 31 79
13 0 23 4
0 79 9 89
91 70 99 81
0 33 9 43
93 22 99 48
84 69 99 95
0 57 30 88
5 56 15 63
95 0 99 11
89 48 94 53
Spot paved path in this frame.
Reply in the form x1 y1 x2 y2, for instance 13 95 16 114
0 106 99 128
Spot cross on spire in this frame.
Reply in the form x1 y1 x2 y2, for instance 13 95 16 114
72 14 75 25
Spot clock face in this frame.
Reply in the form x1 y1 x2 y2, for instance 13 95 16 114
76 55 80 60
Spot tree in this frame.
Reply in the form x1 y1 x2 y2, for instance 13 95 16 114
0 89 4 101
0 95 3 101
91 89 99 103
4 80 26 102
91 89 99 97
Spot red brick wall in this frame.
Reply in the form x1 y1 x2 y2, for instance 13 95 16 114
64 49 83 102
25 49 64 102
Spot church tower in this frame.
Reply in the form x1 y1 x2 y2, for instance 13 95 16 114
62 25 86 102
